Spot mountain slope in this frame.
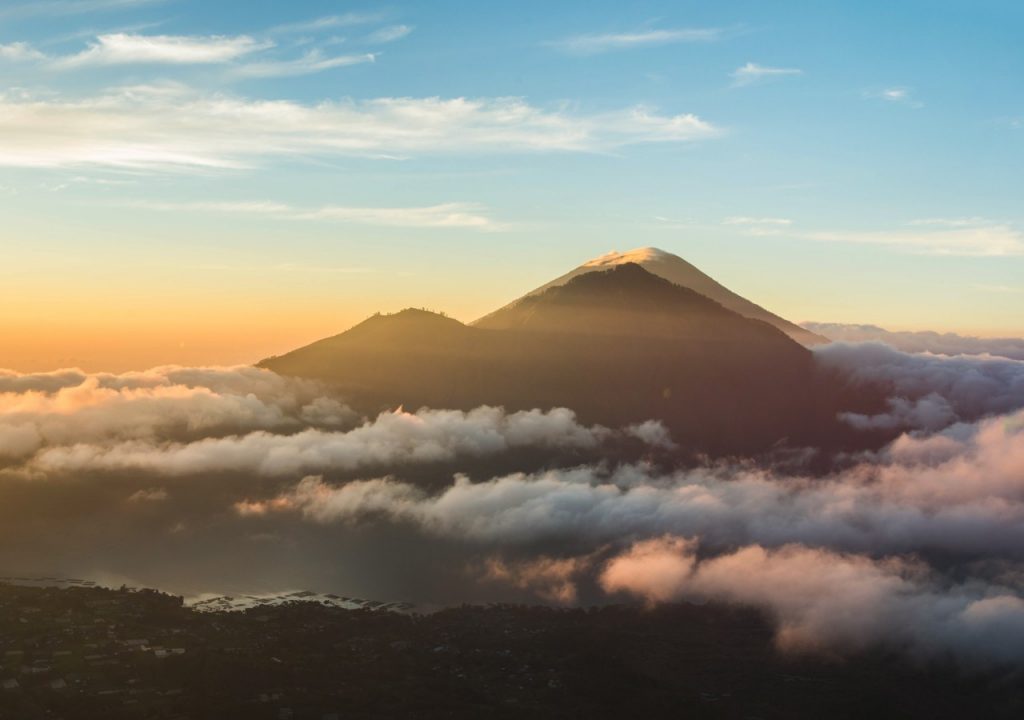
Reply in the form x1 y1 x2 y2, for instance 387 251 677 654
261 264 827 455
475 247 828 346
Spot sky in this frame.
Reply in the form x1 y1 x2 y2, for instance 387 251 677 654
0 0 1021 371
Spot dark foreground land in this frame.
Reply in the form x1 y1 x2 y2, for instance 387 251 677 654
1 583 1021 719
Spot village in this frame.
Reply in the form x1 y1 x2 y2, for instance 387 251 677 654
3 580 1022 719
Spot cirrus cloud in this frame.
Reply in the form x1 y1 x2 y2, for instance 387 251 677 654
731 62 803 87
0 86 722 171
553 28 721 55
51 33 274 68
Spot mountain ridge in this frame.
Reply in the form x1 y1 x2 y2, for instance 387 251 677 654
260 262 833 455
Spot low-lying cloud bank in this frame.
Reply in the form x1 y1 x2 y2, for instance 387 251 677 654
601 538 1024 666
34 406 619 477
230 400 1024 664
239 405 1024 557
805 322 1024 361
814 342 1024 431
4 340 1024 666
0 366 354 461
1 366 662 472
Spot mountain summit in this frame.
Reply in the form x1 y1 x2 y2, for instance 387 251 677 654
475 247 827 347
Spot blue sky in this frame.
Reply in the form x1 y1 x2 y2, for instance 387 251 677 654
0 0 1022 370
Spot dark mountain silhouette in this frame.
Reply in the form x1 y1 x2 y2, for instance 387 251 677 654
476 247 828 347
260 263 847 455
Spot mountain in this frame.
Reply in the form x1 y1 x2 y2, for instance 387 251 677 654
475 247 828 347
260 263 836 455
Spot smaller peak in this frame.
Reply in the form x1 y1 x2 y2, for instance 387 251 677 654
393 307 447 318
582 247 673 268
362 308 459 325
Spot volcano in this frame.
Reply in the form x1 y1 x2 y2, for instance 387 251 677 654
260 259 842 455
476 247 827 346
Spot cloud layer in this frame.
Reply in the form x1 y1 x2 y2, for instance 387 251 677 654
33 406 613 477
601 538 1024 665
806 323 1024 361
814 342 1024 430
0 366 354 462
126 200 500 230
4 341 1024 666
51 33 273 68
0 86 721 171
554 28 721 55
731 62 803 86
236 403 1024 558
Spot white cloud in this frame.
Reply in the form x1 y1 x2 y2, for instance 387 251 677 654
976 284 1024 295
482 554 596 605
814 341 1024 425
554 28 721 55
731 62 803 86
802 324 1024 361
269 13 382 36
127 199 500 230
244 401 1024 559
722 216 794 237
866 86 923 107
909 217 993 227
52 33 273 68
803 222 1024 256
31 407 613 477
723 216 792 225
600 538 1024 664
3 346 1024 665
233 50 375 78
297 203 497 229
0 0 164 18
0 87 721 171
0 42 46 61
367 25 413 44
0 365 354 461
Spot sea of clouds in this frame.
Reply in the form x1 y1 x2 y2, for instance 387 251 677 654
2 339 1024 667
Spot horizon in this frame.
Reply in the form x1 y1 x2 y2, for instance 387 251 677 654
2 0 1023 372
4 243 1023 373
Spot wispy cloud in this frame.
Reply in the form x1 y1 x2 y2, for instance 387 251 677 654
805 221 1024 256
909 217 993 228
268 13 383 36
233 50 375 78
718 216 1024 255
0 0 164 18
299 203 496 229
50 33 272 68
866 86 923 107
723 216 792 226
723 216 793 236
367 25 413 44
7 31 373 77
731 62 802 87
975 284 1024 294
0 86 722 171
126 200 501 230
0 42 46 61
554 28 720 55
